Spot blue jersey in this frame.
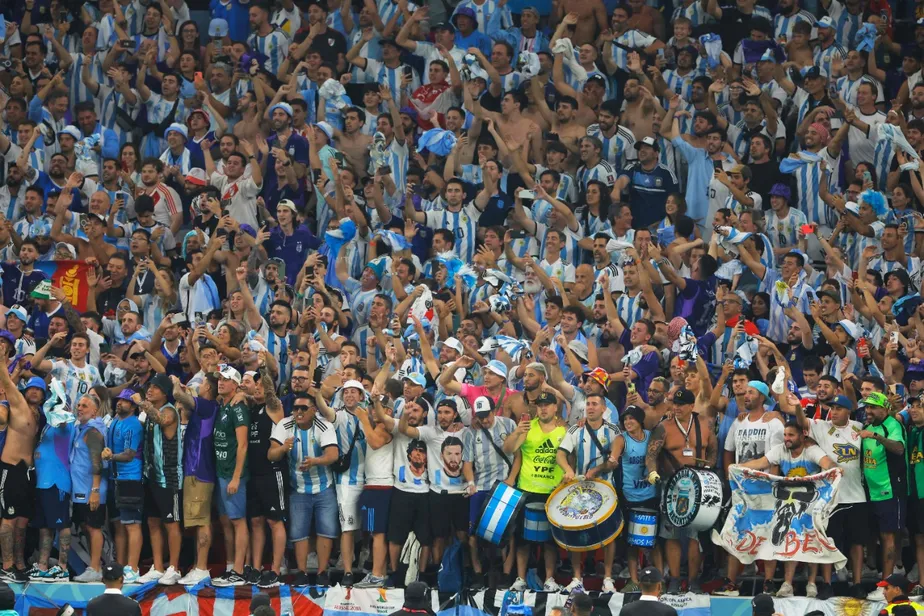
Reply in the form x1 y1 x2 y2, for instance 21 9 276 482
107 414 144 481
35 422 75 491
621 430 656 502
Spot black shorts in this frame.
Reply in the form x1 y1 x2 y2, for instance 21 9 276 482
34 488 71 529
0 461 35 520
827 502 870 555
515 491 553 545
247 471 288 521
429 492 469 539
145 483 183 524
911 499 924 535
73 502 106 529
387 489 432 546
360 487 392 534
872 496 906 534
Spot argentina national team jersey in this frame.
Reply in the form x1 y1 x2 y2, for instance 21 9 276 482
813 44 848 82
453 0 512 32
463 417 515 490
424 203 482 262
273 416 337 494
559 421 621 475
610 30 657 70
334 410 367 486
672 1 713 26
537 221 584 266
363 59 420 100
616 291 645 328
783 147 840 227
577 159 618 189
248 29 290 75
66 53 106 107
51 360 103 407
586 124 636 171
827 0 863 48
773 10 816 40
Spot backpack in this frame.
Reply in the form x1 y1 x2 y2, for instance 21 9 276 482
437 538 464 594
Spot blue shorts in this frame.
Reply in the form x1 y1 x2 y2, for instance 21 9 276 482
289 487 339 541
468 490 491 534
35 488 71 529
359 487 392 534
216 477 248 520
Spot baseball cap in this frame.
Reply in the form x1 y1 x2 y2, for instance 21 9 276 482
473 395 495 416
751 593 775 616
862 391 890 408
277 199 298 213
817 16 834 28
404 581 430 607
769 183 791 201
485 359 508 379
803 65 828 80
186 168 208 186
379 37 401 48
878 573 910 588
5 304 28 323
748 380 770 399
58 125 81 141
403 373 426 387
218 364 242 384
829 394 854 411
102 562 125 581
55 242 77 259
343 379 366 392
634 135 660 151
585 74 607 88
208 17 229 38
673 388 695 405
433 22 456 33
443 337 464 354
639 565 663 584
535 391 558 406
314 122 334 141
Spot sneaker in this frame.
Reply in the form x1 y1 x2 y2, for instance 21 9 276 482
341 571 355 587
178 568 211 586
159 566 181 586
39 566 69 583
291 571 310 587
138 567 164 583
510 577 528 592
73 567 103 583
618 567 632 579
622 581 640 593
601 577 616 593
213 570 246 587
836 568 849 583
317 570 330 586
776 582 794 598
258 571 281 588
307 553 319 571
806 582 818 598
867 587 886 601
122 567 140 584
563 578 583 592
911 584 924 596
667 577 682 594
712 580 740 597
355 574 385 588
690 579 704 594
762 580 776 595
543 577 562 592
244 566 261 585
895 566 907 575
816 581 834 600
27 565 46 582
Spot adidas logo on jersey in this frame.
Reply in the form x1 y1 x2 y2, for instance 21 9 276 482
536 439 557 454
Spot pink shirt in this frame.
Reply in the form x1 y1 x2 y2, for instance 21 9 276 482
459 383 517 415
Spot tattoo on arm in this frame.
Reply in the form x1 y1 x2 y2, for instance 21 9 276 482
140 401 162 425
261 369 282 412
174 389 195 410
645 424 665 474
705 429 718 467
86 429 104 475
62 301 87 334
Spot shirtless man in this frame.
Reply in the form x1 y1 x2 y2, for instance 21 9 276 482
335 107 373 179
0 350 40 582
619 73 662 139
506 363 550 419
645 387 717 593
466 85 542 161
551 0 608 46
530 80 588 162
233 91 264 142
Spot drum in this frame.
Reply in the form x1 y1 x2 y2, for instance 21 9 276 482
476 483 525 545
546 479 624 552
662 467 725 531
627 509 659 548
522 502 552 542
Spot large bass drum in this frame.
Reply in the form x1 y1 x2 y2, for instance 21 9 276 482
475 483 526 545
545 478 624 552
662 467 725 531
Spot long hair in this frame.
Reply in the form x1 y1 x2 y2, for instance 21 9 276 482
581 180 612 232
177 20 202 54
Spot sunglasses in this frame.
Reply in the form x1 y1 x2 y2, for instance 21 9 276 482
293 405 311 412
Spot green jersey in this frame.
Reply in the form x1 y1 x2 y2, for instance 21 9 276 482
215 401 250 481
518 419 567 494
862 415 907 502
909 425 924 500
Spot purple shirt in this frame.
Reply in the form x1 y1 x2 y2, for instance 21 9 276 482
618 329 659 403
184 397 218 483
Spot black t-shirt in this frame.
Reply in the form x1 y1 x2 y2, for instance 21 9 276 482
249 403 283 476
97 282 131 318
310 28 348 66
748 160 783 210
718 9 760 55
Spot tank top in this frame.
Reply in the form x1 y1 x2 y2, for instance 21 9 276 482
249 405 282 476
70 419 108 503
621 430 656 503
143 406 184 490
517 419 566 494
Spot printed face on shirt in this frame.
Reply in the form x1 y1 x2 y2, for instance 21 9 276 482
441 437 463 476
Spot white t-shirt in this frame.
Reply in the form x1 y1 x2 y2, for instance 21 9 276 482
764 443 828 477
846 106 886 167
808 418 865 504
210 172 263 230
391 423 430 494
417 425 468 495
363 424 395 487
725 414 785 463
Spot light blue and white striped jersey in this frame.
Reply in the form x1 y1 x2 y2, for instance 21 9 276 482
559 420 621 475
66 53 106 108
424 203 482 263
885 209 917 254
782 147 841 227
453 0 512 33
575 206 614 240
326 8 355 36
869 255 922 285
836 74 885 108
709 320 737 365
766 207 808 251
494 70 525 93
610 30 657 71
662 68 697 102
141 94 189 159
813 43 848 81
119 0 145 35
719 102 746 128
248 29 290 75
586 124 635 172
576 159 618 189
14 215 55 240
160 147 192 176
537 257 576 286
344 279 380 325
533 164 578 204
616 290 645 328
536 221 584 266
367 138 409 193
97 83 139 146
873 137 895 193
760 269 816 344
564 66 613 99
352 324 384 362
348 30 381 84
50 360 103 408
333 409 367 486
463 417 515 491
362 59 419 101
774 10 816 40
672 1 713 26
828 0 863 49
273 416 338 495
377 0 403 28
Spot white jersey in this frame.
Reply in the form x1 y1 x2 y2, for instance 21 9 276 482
50 360 103 408
724 414 784 463
807 418 865 503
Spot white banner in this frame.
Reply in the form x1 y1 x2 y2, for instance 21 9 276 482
714 467 845 566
